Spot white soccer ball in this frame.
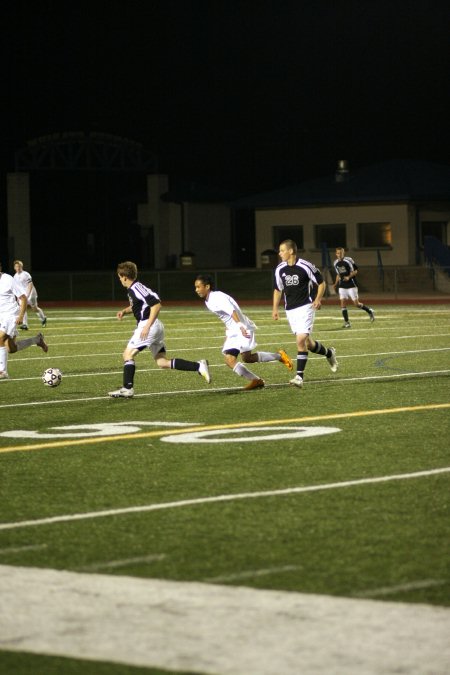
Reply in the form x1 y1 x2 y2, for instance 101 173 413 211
42 367 62 387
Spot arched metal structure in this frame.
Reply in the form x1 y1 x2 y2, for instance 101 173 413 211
14 131 158 172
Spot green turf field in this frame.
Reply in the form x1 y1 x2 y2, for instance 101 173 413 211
0 303 449 674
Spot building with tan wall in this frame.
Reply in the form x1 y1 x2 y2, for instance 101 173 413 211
234 160 450 270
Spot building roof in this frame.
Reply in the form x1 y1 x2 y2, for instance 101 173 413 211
232 160 450 209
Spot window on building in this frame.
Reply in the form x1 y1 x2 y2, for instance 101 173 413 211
421 221 446 247
273 225 304 249
357 222 392 248
314 224 346 249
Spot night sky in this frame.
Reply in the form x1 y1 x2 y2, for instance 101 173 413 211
4 0 450 195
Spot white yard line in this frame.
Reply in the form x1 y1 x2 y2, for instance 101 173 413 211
204 565 301 583
80 553 166 572
1 564 449 675
0 544 47 555
0 467 448 532
0 368 449 409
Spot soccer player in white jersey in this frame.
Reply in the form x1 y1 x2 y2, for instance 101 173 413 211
332 247 375 328
0 262 48 379
194 274 293 390
272 239 338 388
13 260 47 329
108 261 211 397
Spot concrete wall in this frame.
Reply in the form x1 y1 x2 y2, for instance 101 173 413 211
255 202 413 268
138 174 232 269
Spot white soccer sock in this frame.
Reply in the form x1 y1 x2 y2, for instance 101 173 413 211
233 362 258 381
37 308 46 320
0 346 7 372
257 351 278 362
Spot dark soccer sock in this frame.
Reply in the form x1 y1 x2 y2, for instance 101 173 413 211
342 308 349 322
360 304 371 314
296 351 308 378
309 341 327 356
171 358 199 371
123 360 135 388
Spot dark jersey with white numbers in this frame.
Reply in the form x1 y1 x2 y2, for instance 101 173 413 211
274 258 323 310
127 281 161 323
333 256 358 289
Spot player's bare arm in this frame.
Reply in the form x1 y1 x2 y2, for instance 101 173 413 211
272 289 282 320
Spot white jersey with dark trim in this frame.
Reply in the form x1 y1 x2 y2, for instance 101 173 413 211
274 258 323 310
127 281 161 323
0 273 24 317
14 270 33 294
333 256 358 289
205 290 256 331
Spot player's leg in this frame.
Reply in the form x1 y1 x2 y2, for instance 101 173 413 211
225 350 264 389
241 348 293 370
0 330 9 378
307 336 338 372
340 293 351 327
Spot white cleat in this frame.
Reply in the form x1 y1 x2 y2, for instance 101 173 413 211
108 387 134 398
327 348 338 372
198 359 211 384
0 371 10 380
369 309 375 322
289 375 304 388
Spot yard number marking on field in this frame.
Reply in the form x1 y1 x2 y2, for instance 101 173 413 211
0 402 449 454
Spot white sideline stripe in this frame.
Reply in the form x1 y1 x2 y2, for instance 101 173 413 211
0 467 448 531
1 564 449 675
0 368 449 409
355 579 447 598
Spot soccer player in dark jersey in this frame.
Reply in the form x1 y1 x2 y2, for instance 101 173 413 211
333 247 375 328
108 261 210 397
272 240 338 388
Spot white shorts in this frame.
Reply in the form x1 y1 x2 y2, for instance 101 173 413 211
0 314 19 339
127 318 166 358
222 327 257 354
27 288 38 308
286 304 315 336
338 287 359 301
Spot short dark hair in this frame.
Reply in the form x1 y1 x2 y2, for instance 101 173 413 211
195 273 215 290
280 239 297 255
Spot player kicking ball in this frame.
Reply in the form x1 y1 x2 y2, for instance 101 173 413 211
109 261 210 397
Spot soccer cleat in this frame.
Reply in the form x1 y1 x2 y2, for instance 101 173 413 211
278 348 293 371
289 374 303 388
343 322 351 328
19 324 28 330
41 317 47 327
198 359 211 384
109 387 134 398
36 333 48 353
369 309 375 322
327 347 338 372
0 371 10 380
243 378 265 390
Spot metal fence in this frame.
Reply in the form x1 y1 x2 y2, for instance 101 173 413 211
31 266 450 302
